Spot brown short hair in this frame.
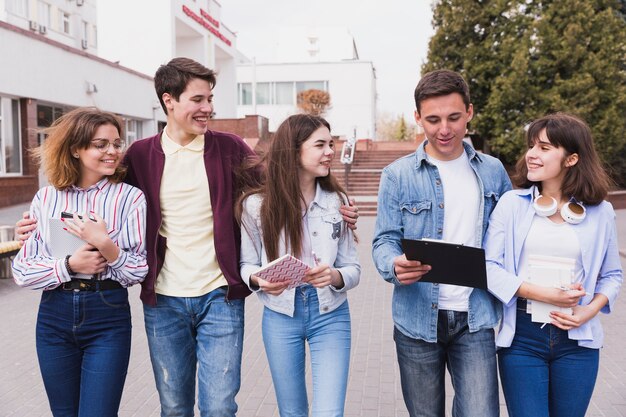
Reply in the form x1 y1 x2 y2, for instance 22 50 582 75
514 112 612 205
154 57 217 114
34 107 126 190
414 69 471 114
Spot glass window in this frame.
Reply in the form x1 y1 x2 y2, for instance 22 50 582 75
92 24 98 46
37 1 50 27
296 81 326 93
0 98 22 175
59 10 71 34
125 119 143 144
256 83 270 105
82 20 89 43
7 0 29 17
239 83 252 105
37 105 53 128
275 82 293 105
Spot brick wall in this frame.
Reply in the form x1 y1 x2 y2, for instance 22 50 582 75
208 115 269 142
0 98 40 207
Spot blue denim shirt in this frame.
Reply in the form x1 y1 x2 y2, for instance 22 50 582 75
240 184 360 317
485 187 623 349
372 141 512 342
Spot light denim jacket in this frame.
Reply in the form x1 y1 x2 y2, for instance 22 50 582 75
484 186 623 349
240 184 360 317
372 141 512 342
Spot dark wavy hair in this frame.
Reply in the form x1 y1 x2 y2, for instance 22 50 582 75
514 112 612 205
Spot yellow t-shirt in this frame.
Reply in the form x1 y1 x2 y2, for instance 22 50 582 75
155 129 227 296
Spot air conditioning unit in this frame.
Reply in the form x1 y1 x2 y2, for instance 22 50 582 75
39 26 47 35
76 0 84 6
29 20 38 31
81 39 88 49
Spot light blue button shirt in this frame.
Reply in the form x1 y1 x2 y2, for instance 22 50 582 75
372 141 512 342
240 184 360 317
484 186 623 349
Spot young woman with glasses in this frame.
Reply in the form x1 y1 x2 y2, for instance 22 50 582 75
12 107 147 417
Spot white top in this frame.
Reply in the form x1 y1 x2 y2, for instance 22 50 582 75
428 151 480 311
518 216 583 287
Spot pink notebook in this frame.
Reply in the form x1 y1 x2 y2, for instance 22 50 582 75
253 254 311 289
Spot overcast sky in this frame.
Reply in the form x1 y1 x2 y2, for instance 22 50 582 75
221 0 435 122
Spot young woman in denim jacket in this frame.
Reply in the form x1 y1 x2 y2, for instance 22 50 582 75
484 113 622 417
238 114 360 417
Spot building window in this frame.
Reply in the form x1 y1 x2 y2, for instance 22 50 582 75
238 81 328 106
37 1 51 28
0 98 22 175
91 24 98 46
6 0 29 17
82 20 89 44
275 82 293 105
296 81 327 93
125 119 143 144
238 83 252 105
256 83 270 105
59 10 71 34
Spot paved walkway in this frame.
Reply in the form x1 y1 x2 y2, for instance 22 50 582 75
0 208 625 416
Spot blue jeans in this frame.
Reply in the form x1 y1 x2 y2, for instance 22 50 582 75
143 287 245 417
394 310 499 417
262 286 351 417
498 306 599 417
36 288 132 417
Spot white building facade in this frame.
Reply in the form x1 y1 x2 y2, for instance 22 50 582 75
0 0 244 207
236 61 376 140
97 0 243 118
236 27 377 140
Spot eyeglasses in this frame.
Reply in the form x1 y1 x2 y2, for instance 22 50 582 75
90 139 126 153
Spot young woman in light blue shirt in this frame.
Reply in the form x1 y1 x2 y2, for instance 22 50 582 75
484 112 622 417
238 114 360 417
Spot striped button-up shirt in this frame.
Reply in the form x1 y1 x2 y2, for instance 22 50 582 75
12 178 148 290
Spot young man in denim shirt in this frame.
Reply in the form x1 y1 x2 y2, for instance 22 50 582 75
372 70 512 417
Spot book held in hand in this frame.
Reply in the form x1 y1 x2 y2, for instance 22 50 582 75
252 254 311 289
48 218 93 279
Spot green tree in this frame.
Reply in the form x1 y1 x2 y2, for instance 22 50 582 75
424 0 626 185
396 116 408 141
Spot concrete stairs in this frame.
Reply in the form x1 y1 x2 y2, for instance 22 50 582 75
331 149 416 217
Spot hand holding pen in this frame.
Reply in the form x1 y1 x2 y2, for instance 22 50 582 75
305 251 343 289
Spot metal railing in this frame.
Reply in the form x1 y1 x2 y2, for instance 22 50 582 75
340 136 356 190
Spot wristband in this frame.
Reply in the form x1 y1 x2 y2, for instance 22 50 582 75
65 255 76 276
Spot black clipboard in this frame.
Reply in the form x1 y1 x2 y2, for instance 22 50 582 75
401 239 487 290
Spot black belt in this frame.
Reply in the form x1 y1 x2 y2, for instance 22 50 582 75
60 279 123 291
517 297 528 311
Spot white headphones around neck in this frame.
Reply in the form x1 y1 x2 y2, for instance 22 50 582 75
532 189 586 224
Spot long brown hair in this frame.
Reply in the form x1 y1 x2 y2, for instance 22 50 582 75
513 112 612 205
238 114 349 261
33 107 126 190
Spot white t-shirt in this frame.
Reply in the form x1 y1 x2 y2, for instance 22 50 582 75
518 216 582 285
428 152 480 312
